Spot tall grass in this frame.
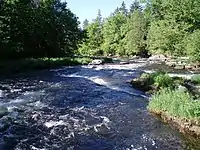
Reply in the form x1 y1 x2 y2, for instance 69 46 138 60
148 88 200 120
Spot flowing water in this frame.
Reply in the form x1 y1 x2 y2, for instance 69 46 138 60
0 63 199 150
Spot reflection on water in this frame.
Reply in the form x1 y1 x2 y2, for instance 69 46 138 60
0 64 198 149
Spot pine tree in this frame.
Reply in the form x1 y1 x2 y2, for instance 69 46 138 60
130 0 142 13
82 19 89 29
119 1 128 16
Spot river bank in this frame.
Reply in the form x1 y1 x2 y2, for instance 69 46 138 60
130 65 200 138
0 57 92 76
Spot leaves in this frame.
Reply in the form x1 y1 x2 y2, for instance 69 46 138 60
0 0 81 59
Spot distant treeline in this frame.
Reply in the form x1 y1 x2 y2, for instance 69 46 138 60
79 0 200 61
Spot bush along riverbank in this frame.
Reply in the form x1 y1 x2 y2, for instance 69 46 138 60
131 72 200 138
0 57 93 75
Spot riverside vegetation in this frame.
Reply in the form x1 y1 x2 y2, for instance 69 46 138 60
132 72 200 137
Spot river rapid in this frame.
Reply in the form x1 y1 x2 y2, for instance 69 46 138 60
0 62 199 150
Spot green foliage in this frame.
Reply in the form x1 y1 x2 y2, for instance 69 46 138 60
137 71 179 89
0 57 92 74
148 88 200 120
147 19 187 56
124 10 148 56
185 30 200 61
78 0 200 60
0 0 81 59
83 19 89 29
146 0 200 57
78 10 103 56
129 0 142 13
154 74 173 88
191 74 200 85
102 12 127 56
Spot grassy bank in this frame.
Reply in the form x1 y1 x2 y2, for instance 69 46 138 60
131 71 200 137
131 71 185 93
148 88 200 137
0 57 92 75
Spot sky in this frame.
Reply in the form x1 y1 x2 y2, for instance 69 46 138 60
65 0 133 25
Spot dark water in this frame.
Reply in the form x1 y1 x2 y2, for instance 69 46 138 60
0 64 199 150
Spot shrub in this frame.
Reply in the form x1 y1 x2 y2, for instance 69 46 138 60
141 71 174 89
191 74 200 85
154 74 173 88
185 30 200 62
148 88 200 120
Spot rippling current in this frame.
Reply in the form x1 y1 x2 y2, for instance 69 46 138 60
0 63 199 150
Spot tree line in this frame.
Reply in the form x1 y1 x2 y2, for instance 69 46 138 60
79 0 200 61
0 0 82 59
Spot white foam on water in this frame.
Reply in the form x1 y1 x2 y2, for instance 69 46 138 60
0 90 3 98
30 146 46 150
44 120 65 128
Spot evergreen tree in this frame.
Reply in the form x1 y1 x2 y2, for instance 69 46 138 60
124 10 147 56
83 19 89 29
119 1 128 16
102 12 127 56
130 0 142 13
78 10 103 56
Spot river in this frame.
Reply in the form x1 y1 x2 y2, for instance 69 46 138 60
0 62 199 150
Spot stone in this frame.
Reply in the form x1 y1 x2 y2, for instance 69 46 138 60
89 59 103 65
174 65 185 70
165 61 176 67
148 54 167 61
185 64 193 70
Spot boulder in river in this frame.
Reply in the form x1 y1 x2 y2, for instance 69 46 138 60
89 59 103 65
165 61 176 67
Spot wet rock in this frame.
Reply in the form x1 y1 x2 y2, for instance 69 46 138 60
185 64 193 70
165 61 176 67
89 59 103 65
174 65 185 70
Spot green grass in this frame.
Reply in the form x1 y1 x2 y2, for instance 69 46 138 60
191 74 200 85
138 71 180 89
148 88 200 121
0 57 93 75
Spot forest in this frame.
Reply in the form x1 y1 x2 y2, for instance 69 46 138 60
79 0 200 62
1 0 200 61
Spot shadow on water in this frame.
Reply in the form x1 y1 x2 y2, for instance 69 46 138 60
0 65 199 149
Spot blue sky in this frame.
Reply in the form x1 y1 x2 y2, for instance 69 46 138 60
66 0 133 25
